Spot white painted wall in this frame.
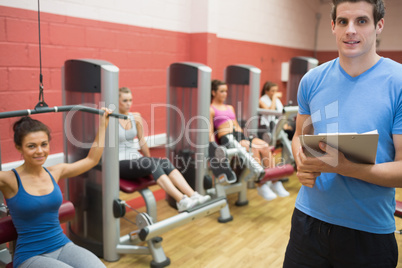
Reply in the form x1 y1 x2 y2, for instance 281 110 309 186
317 3 335 51
0 0 320 49
0 0 400 50
215 0 321 49
378 0 402 51
316 0 402 51
0 0 193 32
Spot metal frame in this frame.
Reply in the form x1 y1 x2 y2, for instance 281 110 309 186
62 59 226 267
224 64 261 135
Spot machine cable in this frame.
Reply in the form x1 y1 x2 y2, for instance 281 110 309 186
0 0 127 120
112 198 144 226
36 0 47 109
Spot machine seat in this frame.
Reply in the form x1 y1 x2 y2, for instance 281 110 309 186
119 176 156 194
0 201 76 268
395 200 402 218
259 164 295 184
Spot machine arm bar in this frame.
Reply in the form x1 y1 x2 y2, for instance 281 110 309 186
138 198 227 241
0 105 127 119
257 106 298 118
257 108 283 117
283 106 298 116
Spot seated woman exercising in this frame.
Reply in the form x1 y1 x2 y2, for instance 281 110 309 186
0 109 112 268
118 87 211 212
209 79 289 200
259 81 295 140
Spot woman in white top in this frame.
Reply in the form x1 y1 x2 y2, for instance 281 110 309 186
259 81 284 128
118 87 210 212
259 81 295 140
258 81 290 199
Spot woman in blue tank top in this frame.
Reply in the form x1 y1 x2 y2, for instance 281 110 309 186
0 109 112 268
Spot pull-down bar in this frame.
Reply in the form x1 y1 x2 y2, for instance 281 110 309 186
0 105 127 119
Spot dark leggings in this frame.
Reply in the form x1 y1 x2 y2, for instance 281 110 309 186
119 157 176 181
219 131 247 147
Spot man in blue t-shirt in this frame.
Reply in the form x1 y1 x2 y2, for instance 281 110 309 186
284 0 402 267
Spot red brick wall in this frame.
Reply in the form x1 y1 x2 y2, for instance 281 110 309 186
0 6 315 163
213 38 314 97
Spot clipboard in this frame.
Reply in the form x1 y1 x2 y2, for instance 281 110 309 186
299 131 379 164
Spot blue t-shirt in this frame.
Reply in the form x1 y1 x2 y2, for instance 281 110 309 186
6 168 71 268
296 57 402 234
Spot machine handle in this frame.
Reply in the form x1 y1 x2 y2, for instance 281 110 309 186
256 108 283 117
0 105 128 119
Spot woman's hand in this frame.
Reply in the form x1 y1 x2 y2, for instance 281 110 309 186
100 107 112 128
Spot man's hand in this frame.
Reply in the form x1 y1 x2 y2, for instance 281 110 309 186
295 142 347 188
295 145 321 188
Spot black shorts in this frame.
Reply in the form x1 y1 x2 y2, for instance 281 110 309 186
283 208 398 268
119 157 176 181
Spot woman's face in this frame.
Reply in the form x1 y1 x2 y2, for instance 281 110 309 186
213 84 228 102
17 131 49 166
119 92 132 114
266 85 279 99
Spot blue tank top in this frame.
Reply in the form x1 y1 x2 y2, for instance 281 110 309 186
5 168 71 268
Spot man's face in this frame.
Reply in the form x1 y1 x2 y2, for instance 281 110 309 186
331 1 384 60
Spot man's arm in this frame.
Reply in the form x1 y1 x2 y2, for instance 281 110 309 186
135 113 151 157
337 134 402 187
291 113 321 188
299 132 402 188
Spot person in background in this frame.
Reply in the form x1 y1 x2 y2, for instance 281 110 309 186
0 109 112 268
118 87 211 212
209 79 289 200
284 0 402 267
259 81 295 141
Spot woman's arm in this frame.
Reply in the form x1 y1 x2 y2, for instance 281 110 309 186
229 105 243 132
0 171 11 197
134 113 151 157
0 172 6 190
0 171 19 199
209 107 216 142
259 99 270 109
261 93 282 110
50 108 112 181
269 92 282 110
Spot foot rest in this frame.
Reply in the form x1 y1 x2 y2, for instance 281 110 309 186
184 196 226 213
259 164 294 184
120 176 156 194
0 200 75 245
395 200 402 217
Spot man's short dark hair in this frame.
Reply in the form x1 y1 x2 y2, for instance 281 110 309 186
331 0 385 26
